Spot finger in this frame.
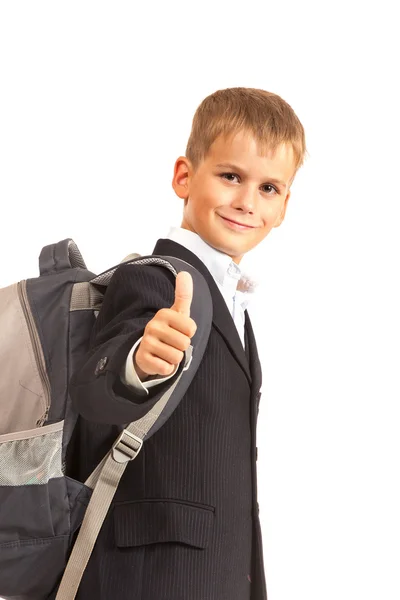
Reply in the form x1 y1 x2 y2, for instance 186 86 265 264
140 353 177 377
149 326 191 353
147 339 185 367
170 271 193 316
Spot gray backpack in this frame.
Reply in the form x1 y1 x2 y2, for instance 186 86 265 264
0 239 212 600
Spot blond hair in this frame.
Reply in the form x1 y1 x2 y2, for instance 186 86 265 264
186 87 307 178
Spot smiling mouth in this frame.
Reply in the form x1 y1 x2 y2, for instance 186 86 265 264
219 215 255 229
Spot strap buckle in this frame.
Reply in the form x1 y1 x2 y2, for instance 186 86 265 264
112 429 143 464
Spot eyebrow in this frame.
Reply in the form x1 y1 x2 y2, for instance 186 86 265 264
215 163 287 187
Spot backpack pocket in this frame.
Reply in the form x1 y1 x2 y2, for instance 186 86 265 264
0 420 91 599
0 420 64 488
0 281 51 436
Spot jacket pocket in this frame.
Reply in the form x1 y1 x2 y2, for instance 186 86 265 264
113 499 215 550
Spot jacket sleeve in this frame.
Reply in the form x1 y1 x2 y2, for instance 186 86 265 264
70 262 185 425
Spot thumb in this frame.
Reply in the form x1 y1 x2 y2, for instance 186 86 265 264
171 271 193 316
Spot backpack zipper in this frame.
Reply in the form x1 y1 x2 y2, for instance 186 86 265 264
17 280 51 426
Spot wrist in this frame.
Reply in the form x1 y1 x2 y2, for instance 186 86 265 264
133 356 150 382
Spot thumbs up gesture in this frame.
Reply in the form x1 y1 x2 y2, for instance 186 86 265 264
134 272 198 380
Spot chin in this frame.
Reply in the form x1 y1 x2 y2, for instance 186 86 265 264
216 241 242 257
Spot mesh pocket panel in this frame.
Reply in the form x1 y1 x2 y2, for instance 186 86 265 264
0 427 64 486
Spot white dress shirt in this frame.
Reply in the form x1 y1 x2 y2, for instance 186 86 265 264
121 226 258 395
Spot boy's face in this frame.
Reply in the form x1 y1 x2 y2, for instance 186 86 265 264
172 129 296 264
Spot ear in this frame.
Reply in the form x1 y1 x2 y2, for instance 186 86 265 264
172 156 192 201
274 190 291 227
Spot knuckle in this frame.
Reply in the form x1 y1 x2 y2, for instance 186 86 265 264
145 320 154 335
161 362 173 376
144 336 154 352
146 320 161 340
152 311 163 326
159 307 170 319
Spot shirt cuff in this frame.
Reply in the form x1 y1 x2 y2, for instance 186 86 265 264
121 336 179 395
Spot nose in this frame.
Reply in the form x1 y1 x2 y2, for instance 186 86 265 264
231 187 257 214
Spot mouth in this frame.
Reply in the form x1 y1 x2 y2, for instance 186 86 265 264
218 214 255 231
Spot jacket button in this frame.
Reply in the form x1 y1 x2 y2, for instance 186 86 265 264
95 357 108 376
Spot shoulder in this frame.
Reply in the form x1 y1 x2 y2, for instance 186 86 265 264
91 261 177 339
112 261 175 286
105 261 176 309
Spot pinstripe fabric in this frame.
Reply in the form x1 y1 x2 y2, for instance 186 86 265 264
70 239 266 600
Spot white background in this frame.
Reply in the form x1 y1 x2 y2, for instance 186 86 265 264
1 2 399 599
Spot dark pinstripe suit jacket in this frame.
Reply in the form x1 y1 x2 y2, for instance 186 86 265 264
70 238 267 600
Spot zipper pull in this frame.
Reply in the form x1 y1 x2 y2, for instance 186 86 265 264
36 406 49 427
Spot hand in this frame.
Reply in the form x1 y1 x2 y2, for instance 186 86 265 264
134 271 197 380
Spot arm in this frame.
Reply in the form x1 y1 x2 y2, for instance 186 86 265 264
70 262 183 425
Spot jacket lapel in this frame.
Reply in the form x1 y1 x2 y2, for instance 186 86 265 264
245 312 262 394
152 238 252 386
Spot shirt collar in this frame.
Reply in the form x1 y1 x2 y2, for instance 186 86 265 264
165 227 259 310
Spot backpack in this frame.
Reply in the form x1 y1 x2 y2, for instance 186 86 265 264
0 238 213 600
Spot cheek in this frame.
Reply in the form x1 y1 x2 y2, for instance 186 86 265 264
204 177 234 202
186 194 216 227
200 187 227 214
255 212 277 238
192 178 219 208
262 203 282 223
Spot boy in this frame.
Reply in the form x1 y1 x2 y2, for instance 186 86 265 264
70 87 306 600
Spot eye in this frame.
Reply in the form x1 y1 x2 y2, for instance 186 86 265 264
220 172 240 183
261 184 279 195
219 173 280 195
